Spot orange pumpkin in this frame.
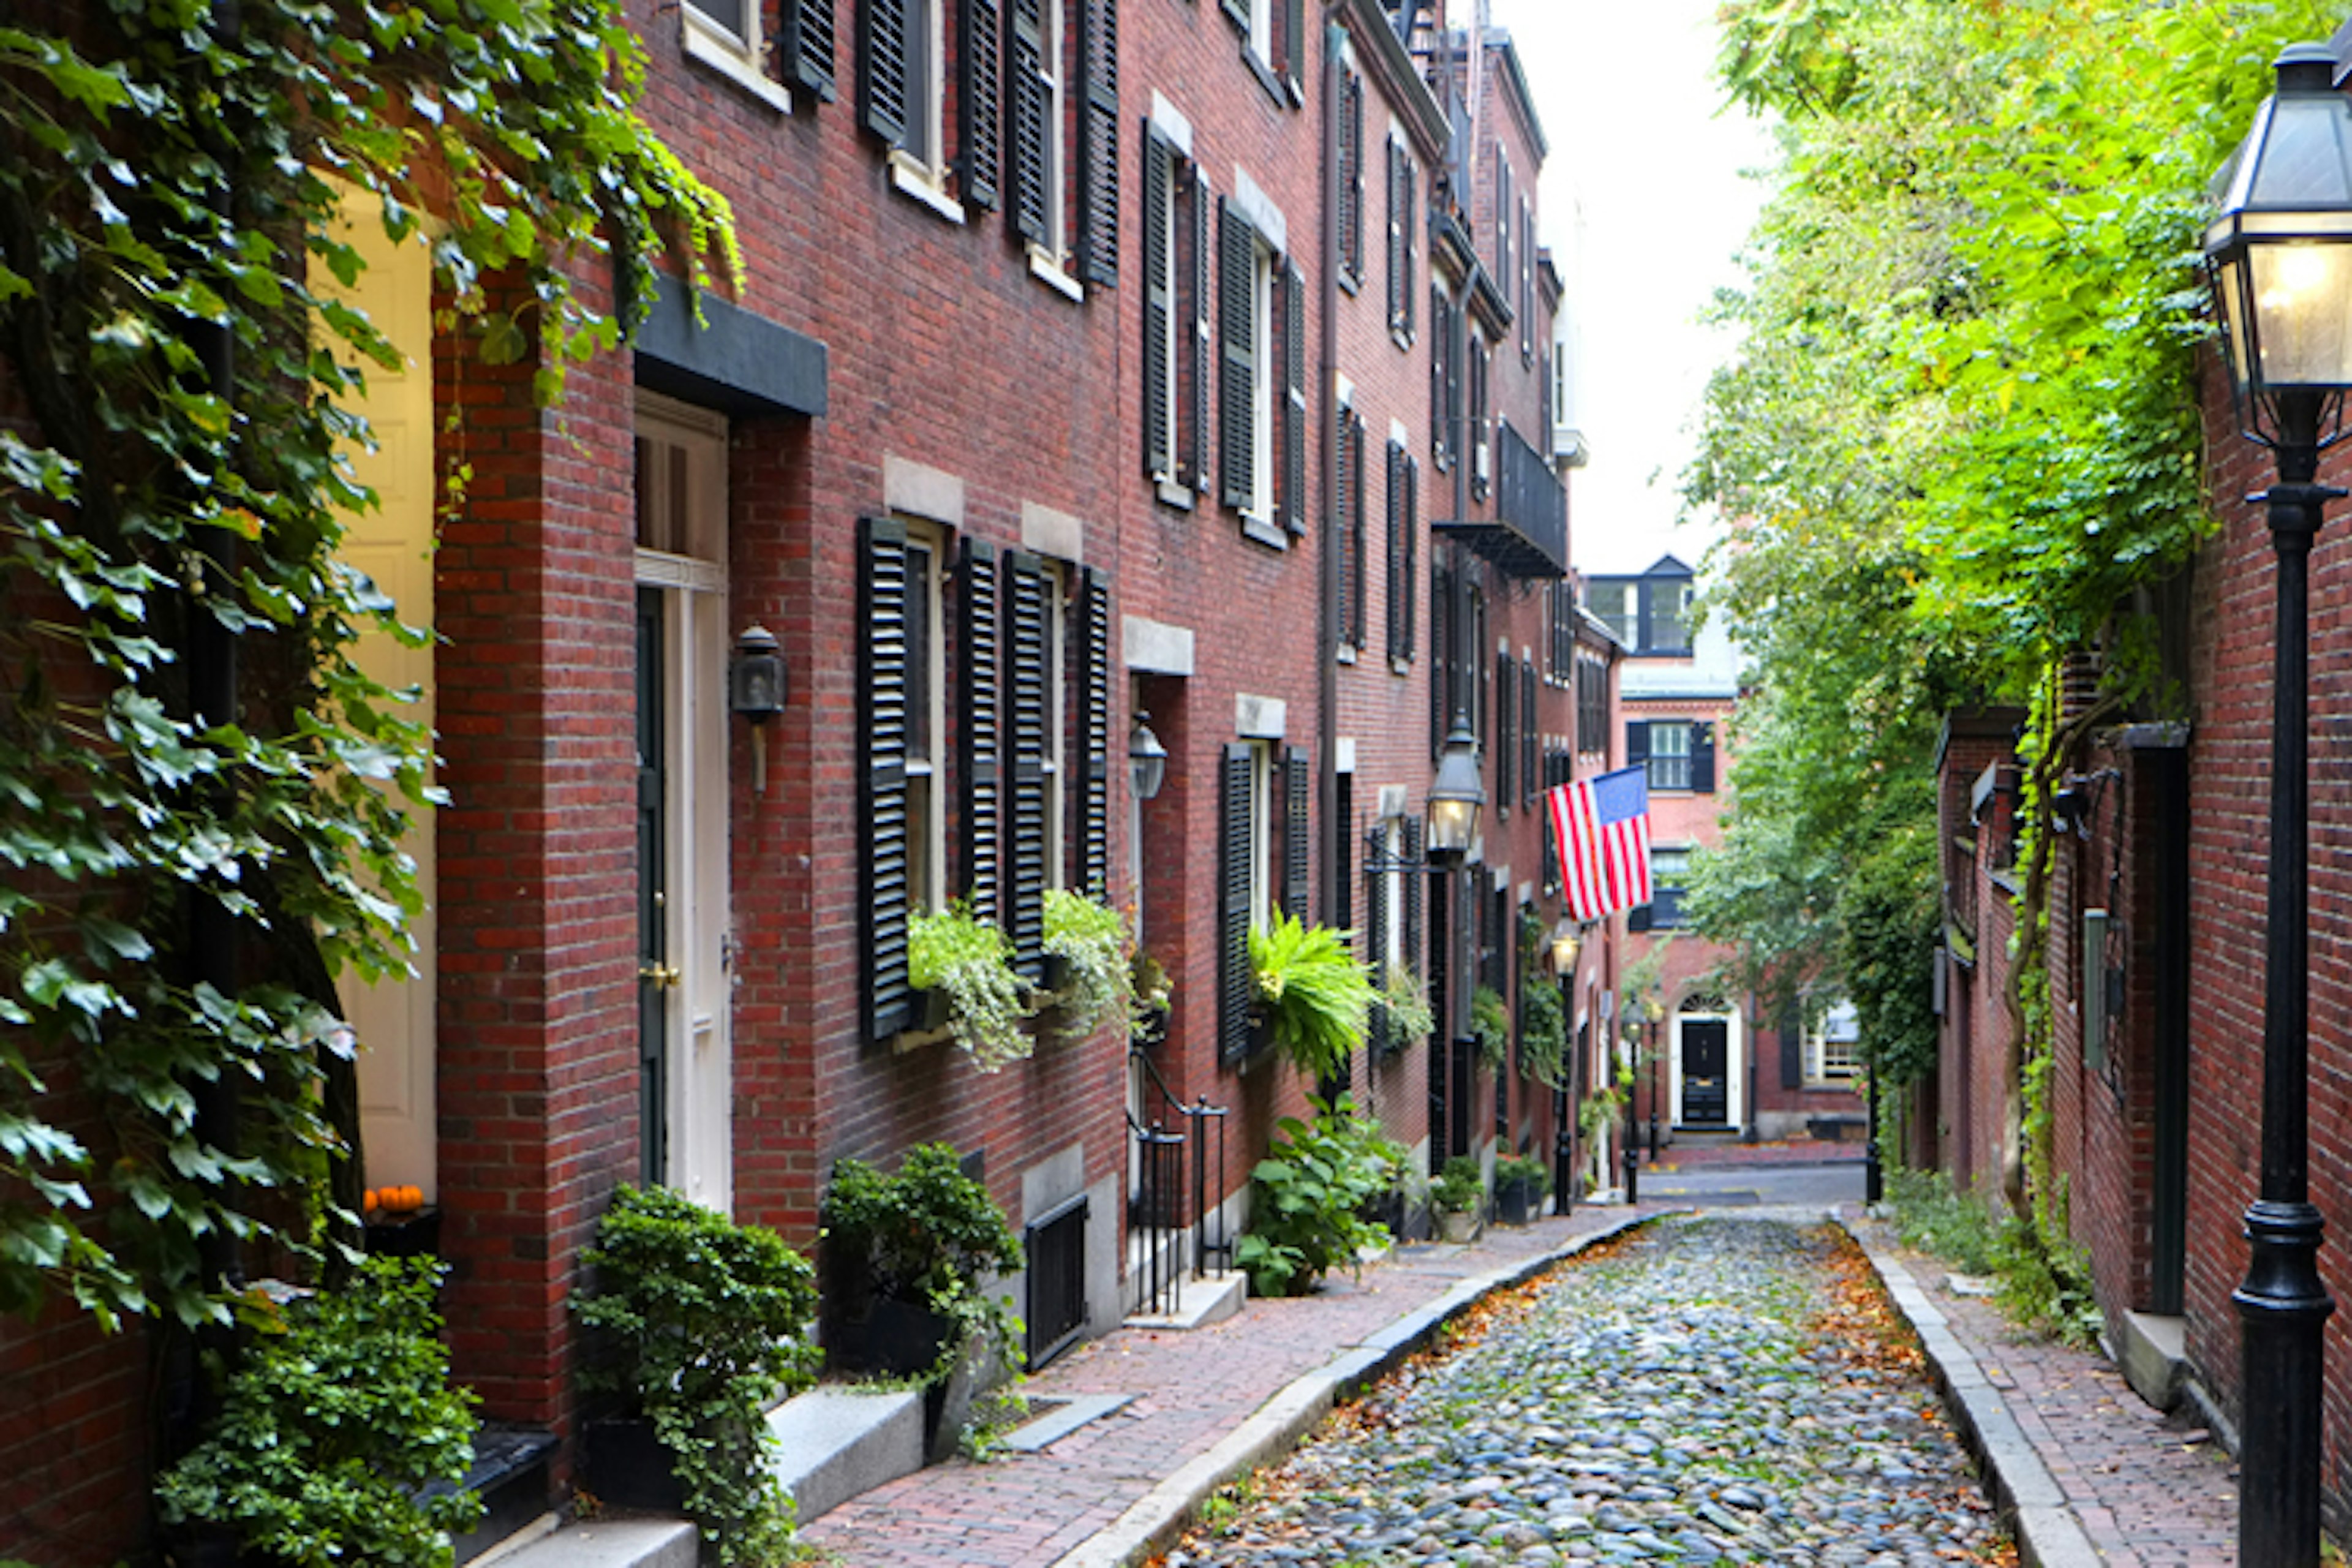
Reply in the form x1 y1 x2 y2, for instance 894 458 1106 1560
362 1188 380 1215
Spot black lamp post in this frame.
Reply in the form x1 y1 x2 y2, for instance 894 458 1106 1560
2204 42 2352 1568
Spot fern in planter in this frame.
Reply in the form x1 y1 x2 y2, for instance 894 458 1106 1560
1518 979 1569 1087
1470 984 1512 1072
1042 889 1133 1042
1376 962 1436 1054
910 901 1036 1071
155 1257 483 1568
576 1185 819 1566
1248 913 1375 1079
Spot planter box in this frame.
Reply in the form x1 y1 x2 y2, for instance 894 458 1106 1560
826 1297 954 1381
1494 1179 1540 1227
582 1416 684 1514
1436 1208 1482 1245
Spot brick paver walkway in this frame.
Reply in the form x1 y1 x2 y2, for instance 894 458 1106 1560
800 1204 1642 1568
1858 1221 2240 1568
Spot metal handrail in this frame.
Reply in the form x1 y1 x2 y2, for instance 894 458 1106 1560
1129 1045 1233 1283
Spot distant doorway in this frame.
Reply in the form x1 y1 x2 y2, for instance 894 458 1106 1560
1679 1018 1730 1126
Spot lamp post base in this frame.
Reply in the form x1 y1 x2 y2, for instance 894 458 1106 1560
2236 1198 2334 1568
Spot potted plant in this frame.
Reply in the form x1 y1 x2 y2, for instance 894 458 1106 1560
1469 985 1512 1072
820 1144 1025 1454
1374 962 1435 1055
156 1257 483 1568
909 900 1036 1071
1235 1095 1399 1297
1493 1153 1552 1226
1247 913 1376 1078
575 1184 818 1566
1042 888 1133 1041
1431 1155 1485 1243
1518 979 1568 1088
1129 946 1173 1046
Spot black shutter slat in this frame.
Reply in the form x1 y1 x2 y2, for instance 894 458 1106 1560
960 0 1003 208
1005 551 1052 980
1077 0 1120 287
1142 127 1172 480
1219 198 1256 511
860 517 913 1039
959 538 1002 922
859 0 908 145
1692 722 1717 795
1077 566 1112 897
1219 743 1254 1062
1283 745 1310 920
1191 165 1213 494
1283 261 1306 535
782 0 839 99
1009 0 1049 244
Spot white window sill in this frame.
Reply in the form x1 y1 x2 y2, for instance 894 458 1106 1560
681 15 794 115
1028 246 1085 303
891 156 968 225
1155 478 1195 510
1336 644 1359 666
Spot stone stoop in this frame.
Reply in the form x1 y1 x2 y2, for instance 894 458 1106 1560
2113 1310 2186 1412
472 1518 696 1568
1124 1267 1246 1331
767 1384 926 1523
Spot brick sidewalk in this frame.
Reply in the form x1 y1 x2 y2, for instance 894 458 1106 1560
1853 1219 2239 1568
799 1203 1645 1568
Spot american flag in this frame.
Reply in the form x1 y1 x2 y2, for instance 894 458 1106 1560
1547 766 1653 923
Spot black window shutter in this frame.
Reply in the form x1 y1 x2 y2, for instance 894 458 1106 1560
858 0 908 146
1219 743 1255 1062
1521 660 1537 809
1076 566 1112 897
1401 157 1416 339
1625 720 1650 778
783 0 839 99
958 538 1003 923
1189 165 1213 493
1348 414 1368 647
1077 0 1120 287
1629 901 1653 934
1384 140 1404 333
1495 650 1513 815
1384 439 1404 662
1692 722 1717 795
959 0 1002 208
1521 203 1536 363
1283 0 1305 94
1403 455 1417 660
1338 71 1362 282
1142 127 1172 480
1781 1022 1804 1091
1365 829 1390 1055
1283 745 1310 920
1429 559 1449 760
1428 285 1448 468
1009 0 1050 245
1334 405 1357 647
1283 260 1306 535
1003 551 1052 981
859 517 914 1040
1218 199 1256 511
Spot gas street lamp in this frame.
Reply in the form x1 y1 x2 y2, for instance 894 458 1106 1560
2204 41 2352 1568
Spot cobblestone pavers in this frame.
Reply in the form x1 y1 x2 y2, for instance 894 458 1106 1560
1161 1216 2002 1567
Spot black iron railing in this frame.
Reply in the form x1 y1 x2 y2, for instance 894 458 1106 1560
1024 1192 1089 1371
1127 1045 1231 1317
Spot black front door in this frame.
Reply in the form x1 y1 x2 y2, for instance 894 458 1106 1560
635 586 668 1187
1681 1019 1728 1126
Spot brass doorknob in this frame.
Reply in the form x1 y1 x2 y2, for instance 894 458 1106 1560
639 962 682 990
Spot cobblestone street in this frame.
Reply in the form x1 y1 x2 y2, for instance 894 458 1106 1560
1159 1216 2006 1568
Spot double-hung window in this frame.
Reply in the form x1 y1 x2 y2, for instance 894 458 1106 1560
1218 737 1310 1060
1335 399 1367 653
1627 718 1715 795
685 0 829 107
1223 0 1303 98
1642 845 1691 931
1386 139 1417 345
1219 197 1304 541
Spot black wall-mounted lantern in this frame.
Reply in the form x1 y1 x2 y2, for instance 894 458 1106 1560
2203 42 2352 1568
1424 712 1485 861
1129 710 1168 802
731 624 786 793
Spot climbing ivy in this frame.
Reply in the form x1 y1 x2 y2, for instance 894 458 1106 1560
0 2 733 1332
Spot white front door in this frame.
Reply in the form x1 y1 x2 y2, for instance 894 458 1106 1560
635 396 733 1213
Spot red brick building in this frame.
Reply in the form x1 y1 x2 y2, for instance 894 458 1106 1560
0 2 1613 1561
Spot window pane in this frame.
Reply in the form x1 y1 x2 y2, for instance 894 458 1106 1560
687 0 749 41
1649 722 1691 791
906 541 934 760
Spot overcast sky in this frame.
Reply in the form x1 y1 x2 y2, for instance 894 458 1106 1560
1490 0 1780 578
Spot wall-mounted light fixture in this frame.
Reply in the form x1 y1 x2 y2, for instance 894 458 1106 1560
1129 710 1168 802
1424 712 1486 861
1550 919 1583 976
731 624 787 794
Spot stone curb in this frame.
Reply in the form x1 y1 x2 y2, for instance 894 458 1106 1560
1839 1218 2104 1568
1046 1211 1665 1568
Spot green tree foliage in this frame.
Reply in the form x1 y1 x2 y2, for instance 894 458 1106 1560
0 2 731 1332
1687 0 2335 1129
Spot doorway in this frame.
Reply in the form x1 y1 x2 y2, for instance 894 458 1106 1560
1679 1018 1730 1126
633 394 733 1212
